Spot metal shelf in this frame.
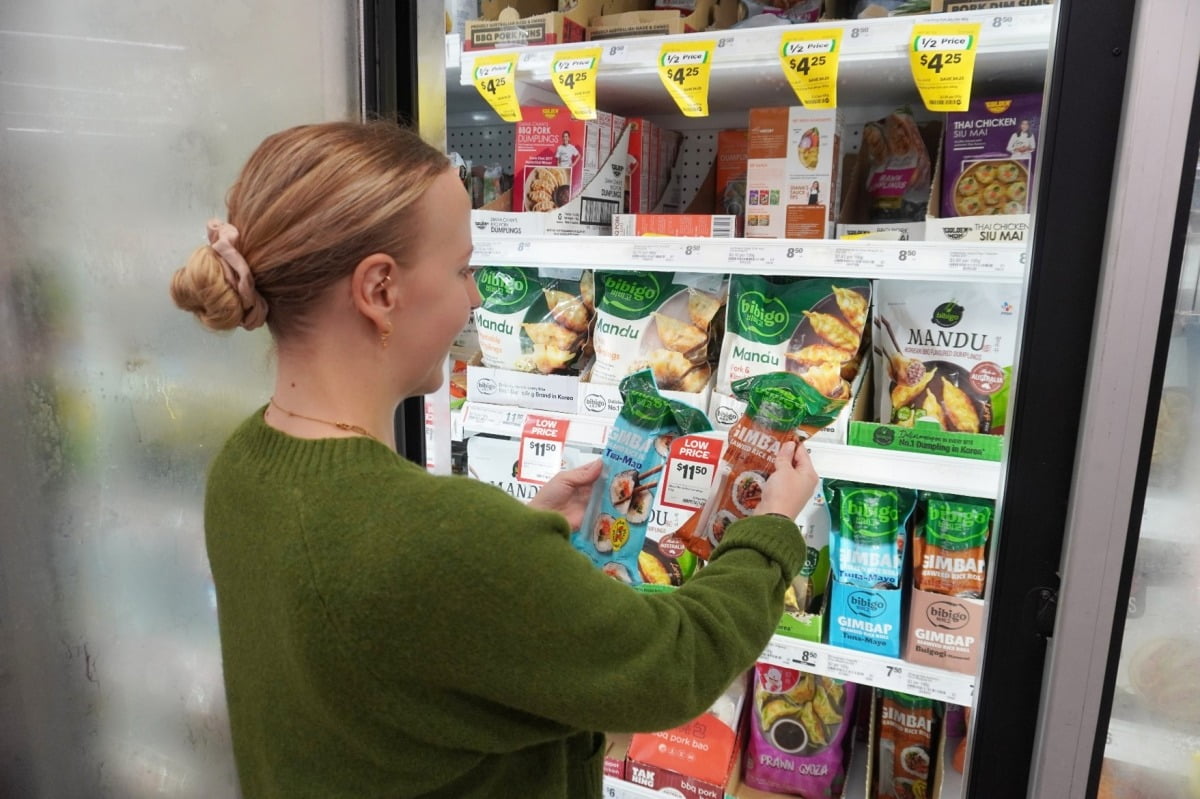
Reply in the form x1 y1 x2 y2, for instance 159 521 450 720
470 234 1028 283
452 7 1052 119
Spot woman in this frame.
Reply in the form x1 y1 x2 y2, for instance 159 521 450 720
170 120 816 799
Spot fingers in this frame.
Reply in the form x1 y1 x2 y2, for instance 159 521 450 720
776 440 798 472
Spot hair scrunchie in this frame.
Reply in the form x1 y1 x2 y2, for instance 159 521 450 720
206 219 268 331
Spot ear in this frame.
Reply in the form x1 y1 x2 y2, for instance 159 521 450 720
350 253 399 335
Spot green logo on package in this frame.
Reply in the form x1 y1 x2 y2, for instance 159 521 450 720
603 273 662 314
476 267 532 311
931 300 964 328
842 489 901 540
736 291 790 339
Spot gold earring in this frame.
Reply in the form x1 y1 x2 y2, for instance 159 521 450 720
380 324 392 349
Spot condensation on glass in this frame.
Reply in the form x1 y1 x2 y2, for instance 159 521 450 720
0 3 358 796
1098 146 1200 795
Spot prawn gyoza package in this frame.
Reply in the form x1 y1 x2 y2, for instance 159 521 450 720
473 266 592 375
573 370 711 588
590 271 726 392
717 275 871 404
676 372 845 560
743 663 858 797
873 281 1019 435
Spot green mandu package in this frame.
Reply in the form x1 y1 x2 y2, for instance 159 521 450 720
590 271 726 392
572 370 710 588
823 480 917 590
473 266 592 375
717 275 871 403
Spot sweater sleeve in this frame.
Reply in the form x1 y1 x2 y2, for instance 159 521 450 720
334 473 805 735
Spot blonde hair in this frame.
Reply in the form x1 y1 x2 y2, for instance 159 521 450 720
171 120 450 338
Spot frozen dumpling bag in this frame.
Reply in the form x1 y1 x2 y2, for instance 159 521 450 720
675 372 846 560
473 266 592 375
572 369 711 589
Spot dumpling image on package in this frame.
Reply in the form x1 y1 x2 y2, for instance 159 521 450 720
743 662 858 797
590 271 726 392
873 281 1019 435
473 266 592 375
717 275 871 406
572 370 710 589
675 372 845 560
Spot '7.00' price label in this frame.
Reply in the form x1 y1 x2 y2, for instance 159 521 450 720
517 415 568 484
656 435 723 511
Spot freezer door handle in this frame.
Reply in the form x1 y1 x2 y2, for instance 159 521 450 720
1030 587 1058 638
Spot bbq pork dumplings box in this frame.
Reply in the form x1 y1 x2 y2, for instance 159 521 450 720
745 106 842 239
484 105 628 236
824 481 917 659
905 493 993 676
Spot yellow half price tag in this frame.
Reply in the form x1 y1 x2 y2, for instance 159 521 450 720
657 41 716 118
550 48 601 120
909 23 981 112
779 29 842 109
471 52 521 122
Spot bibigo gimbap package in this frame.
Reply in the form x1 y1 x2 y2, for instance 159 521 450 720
572 369 711 588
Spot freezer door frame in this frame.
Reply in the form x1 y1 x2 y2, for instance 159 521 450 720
1030 2 1200 797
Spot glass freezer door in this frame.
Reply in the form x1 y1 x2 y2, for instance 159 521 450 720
1097 141 1200 797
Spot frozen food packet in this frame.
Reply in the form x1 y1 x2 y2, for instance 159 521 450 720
717 275 871 401
743 663 858 797
591 271 726 392
465 435 591 503
785 488 832 619
473 266 592 375
863 106 934 223
873 281 1019 435
823 481 916 590
874 690 943 799
676 372 845 560
573 369 711 589
912 492 993 599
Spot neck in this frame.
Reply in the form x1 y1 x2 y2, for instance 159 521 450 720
270 340 401 450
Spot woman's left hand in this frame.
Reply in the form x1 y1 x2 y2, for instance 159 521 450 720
527 459 603 530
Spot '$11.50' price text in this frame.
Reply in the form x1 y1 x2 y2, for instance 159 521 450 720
675 461 711 481
787 55 827 75
666 65 701 84
918 52 962 73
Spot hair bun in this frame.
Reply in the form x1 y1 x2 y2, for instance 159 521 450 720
170 245 249 332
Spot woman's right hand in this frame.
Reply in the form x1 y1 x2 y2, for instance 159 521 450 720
755 440 819 521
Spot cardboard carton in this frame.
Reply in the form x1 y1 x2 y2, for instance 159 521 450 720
611 213 737 237
465 10 586 50
746 107 843 240
836 117 942 241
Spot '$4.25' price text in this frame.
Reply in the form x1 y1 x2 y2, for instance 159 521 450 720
480 76 507 95
667 66 701 84
918 52 962 73
556 71 588 89
788 55 827 75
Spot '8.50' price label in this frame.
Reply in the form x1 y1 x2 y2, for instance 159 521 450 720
657 41 716 118
471 52 522 122
778 29 842 109
550 48 601 120
909 22 981 112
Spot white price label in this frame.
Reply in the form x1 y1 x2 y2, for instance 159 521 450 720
517 415 568 484
833 246 888 272
629 243 677 265
657 435 722 511
823 651 881 685
762 639 823 672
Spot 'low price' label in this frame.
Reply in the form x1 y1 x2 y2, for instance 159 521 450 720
656 435 723 511
517 415 568 484
779 29 842 109
657 41 715 118
550 48 601 120
909 23 981 112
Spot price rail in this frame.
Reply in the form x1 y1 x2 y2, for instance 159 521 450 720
458 6 1051 88
469 235 1029 284
761 635 977 707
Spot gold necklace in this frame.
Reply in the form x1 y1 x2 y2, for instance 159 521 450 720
268 397 382 442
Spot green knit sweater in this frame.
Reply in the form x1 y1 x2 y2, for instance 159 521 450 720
205 408 806 799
